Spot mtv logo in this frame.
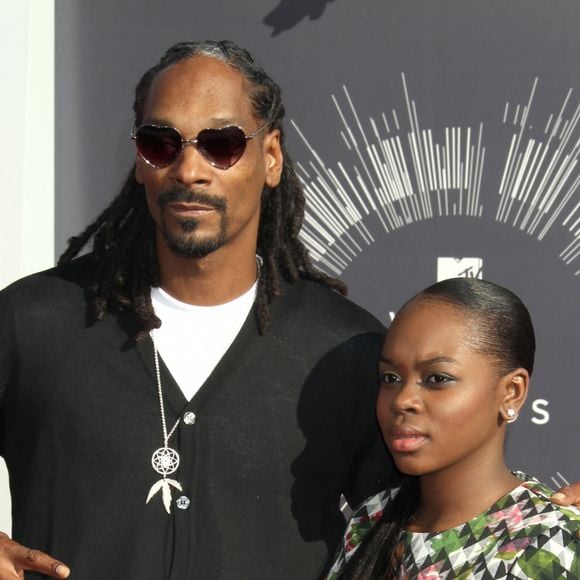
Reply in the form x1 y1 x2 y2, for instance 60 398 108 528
437 257 483 281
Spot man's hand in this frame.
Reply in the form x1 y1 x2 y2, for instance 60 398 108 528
0 533 70 579
551 482 580 508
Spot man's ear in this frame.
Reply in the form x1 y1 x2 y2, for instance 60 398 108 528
499 369 529 423
263 128 283 189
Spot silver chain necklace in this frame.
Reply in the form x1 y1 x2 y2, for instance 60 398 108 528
145 255 263 513
146 334 183 513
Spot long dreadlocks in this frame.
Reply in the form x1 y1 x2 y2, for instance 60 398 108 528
58 40 346 340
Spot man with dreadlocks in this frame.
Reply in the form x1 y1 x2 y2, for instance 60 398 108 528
0 41 395 579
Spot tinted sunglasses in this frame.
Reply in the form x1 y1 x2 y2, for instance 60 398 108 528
131 121 271 170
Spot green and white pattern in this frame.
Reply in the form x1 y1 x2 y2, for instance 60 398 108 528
328 479 580 578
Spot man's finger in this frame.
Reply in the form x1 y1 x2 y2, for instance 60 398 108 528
551 483 580 507
19 547 70 578
0 534 70 578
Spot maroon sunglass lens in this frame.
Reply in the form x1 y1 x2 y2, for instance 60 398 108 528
136 126 181 168
197 126 246 169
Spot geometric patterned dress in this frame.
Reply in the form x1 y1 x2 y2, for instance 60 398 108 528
327 477 580 579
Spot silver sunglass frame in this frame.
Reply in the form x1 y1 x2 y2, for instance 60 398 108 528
130 121 272 169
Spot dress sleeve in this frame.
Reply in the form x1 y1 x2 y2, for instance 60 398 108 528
508 509 580 578
326 490 391 579
325 539 347 579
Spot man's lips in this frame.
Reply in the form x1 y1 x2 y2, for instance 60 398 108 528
165 202 219 215
387 427 429 453
157 189 227 213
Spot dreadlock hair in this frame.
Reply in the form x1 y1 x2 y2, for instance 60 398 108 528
58 40 346 340
342 278 535 578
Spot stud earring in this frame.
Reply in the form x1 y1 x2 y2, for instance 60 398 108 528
506 408 518 423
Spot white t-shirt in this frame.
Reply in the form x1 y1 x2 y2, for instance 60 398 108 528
150 283 257 401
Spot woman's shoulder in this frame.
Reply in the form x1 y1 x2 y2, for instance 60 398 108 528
344 490 395 560
495 475 580 577
347 488 396 538
326 489 397 579
508 474 580 526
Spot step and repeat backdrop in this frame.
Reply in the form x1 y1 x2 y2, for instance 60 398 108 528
56 0 579 486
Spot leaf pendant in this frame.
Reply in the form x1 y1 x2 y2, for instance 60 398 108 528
146 477 183 513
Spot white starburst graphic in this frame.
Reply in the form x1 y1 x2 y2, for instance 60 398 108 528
292 75 580 277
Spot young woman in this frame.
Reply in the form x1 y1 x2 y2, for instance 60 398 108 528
328 278 580 579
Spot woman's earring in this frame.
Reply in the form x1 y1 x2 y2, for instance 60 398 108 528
506 408 518 423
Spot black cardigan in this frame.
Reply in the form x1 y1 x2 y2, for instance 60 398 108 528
0 256 397 579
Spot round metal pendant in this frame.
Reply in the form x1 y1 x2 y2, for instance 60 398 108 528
151 447 180 476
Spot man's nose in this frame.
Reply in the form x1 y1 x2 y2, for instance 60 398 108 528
169 142 213 186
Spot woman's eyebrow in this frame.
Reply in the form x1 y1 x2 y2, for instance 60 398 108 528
379 355 458 366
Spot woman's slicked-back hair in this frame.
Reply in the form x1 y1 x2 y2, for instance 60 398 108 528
411 277 536 376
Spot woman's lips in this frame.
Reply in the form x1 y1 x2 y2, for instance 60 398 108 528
388 428 429 453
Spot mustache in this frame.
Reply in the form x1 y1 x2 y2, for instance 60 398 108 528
157 189 227 211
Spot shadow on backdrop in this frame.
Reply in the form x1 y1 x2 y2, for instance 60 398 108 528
264 0 338 37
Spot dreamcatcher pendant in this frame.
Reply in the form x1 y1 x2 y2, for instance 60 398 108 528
146 446 182 513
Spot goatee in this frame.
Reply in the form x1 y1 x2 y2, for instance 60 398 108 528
157 188 228 259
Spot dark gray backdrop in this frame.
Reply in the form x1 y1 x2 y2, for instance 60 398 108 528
56 0 579 487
